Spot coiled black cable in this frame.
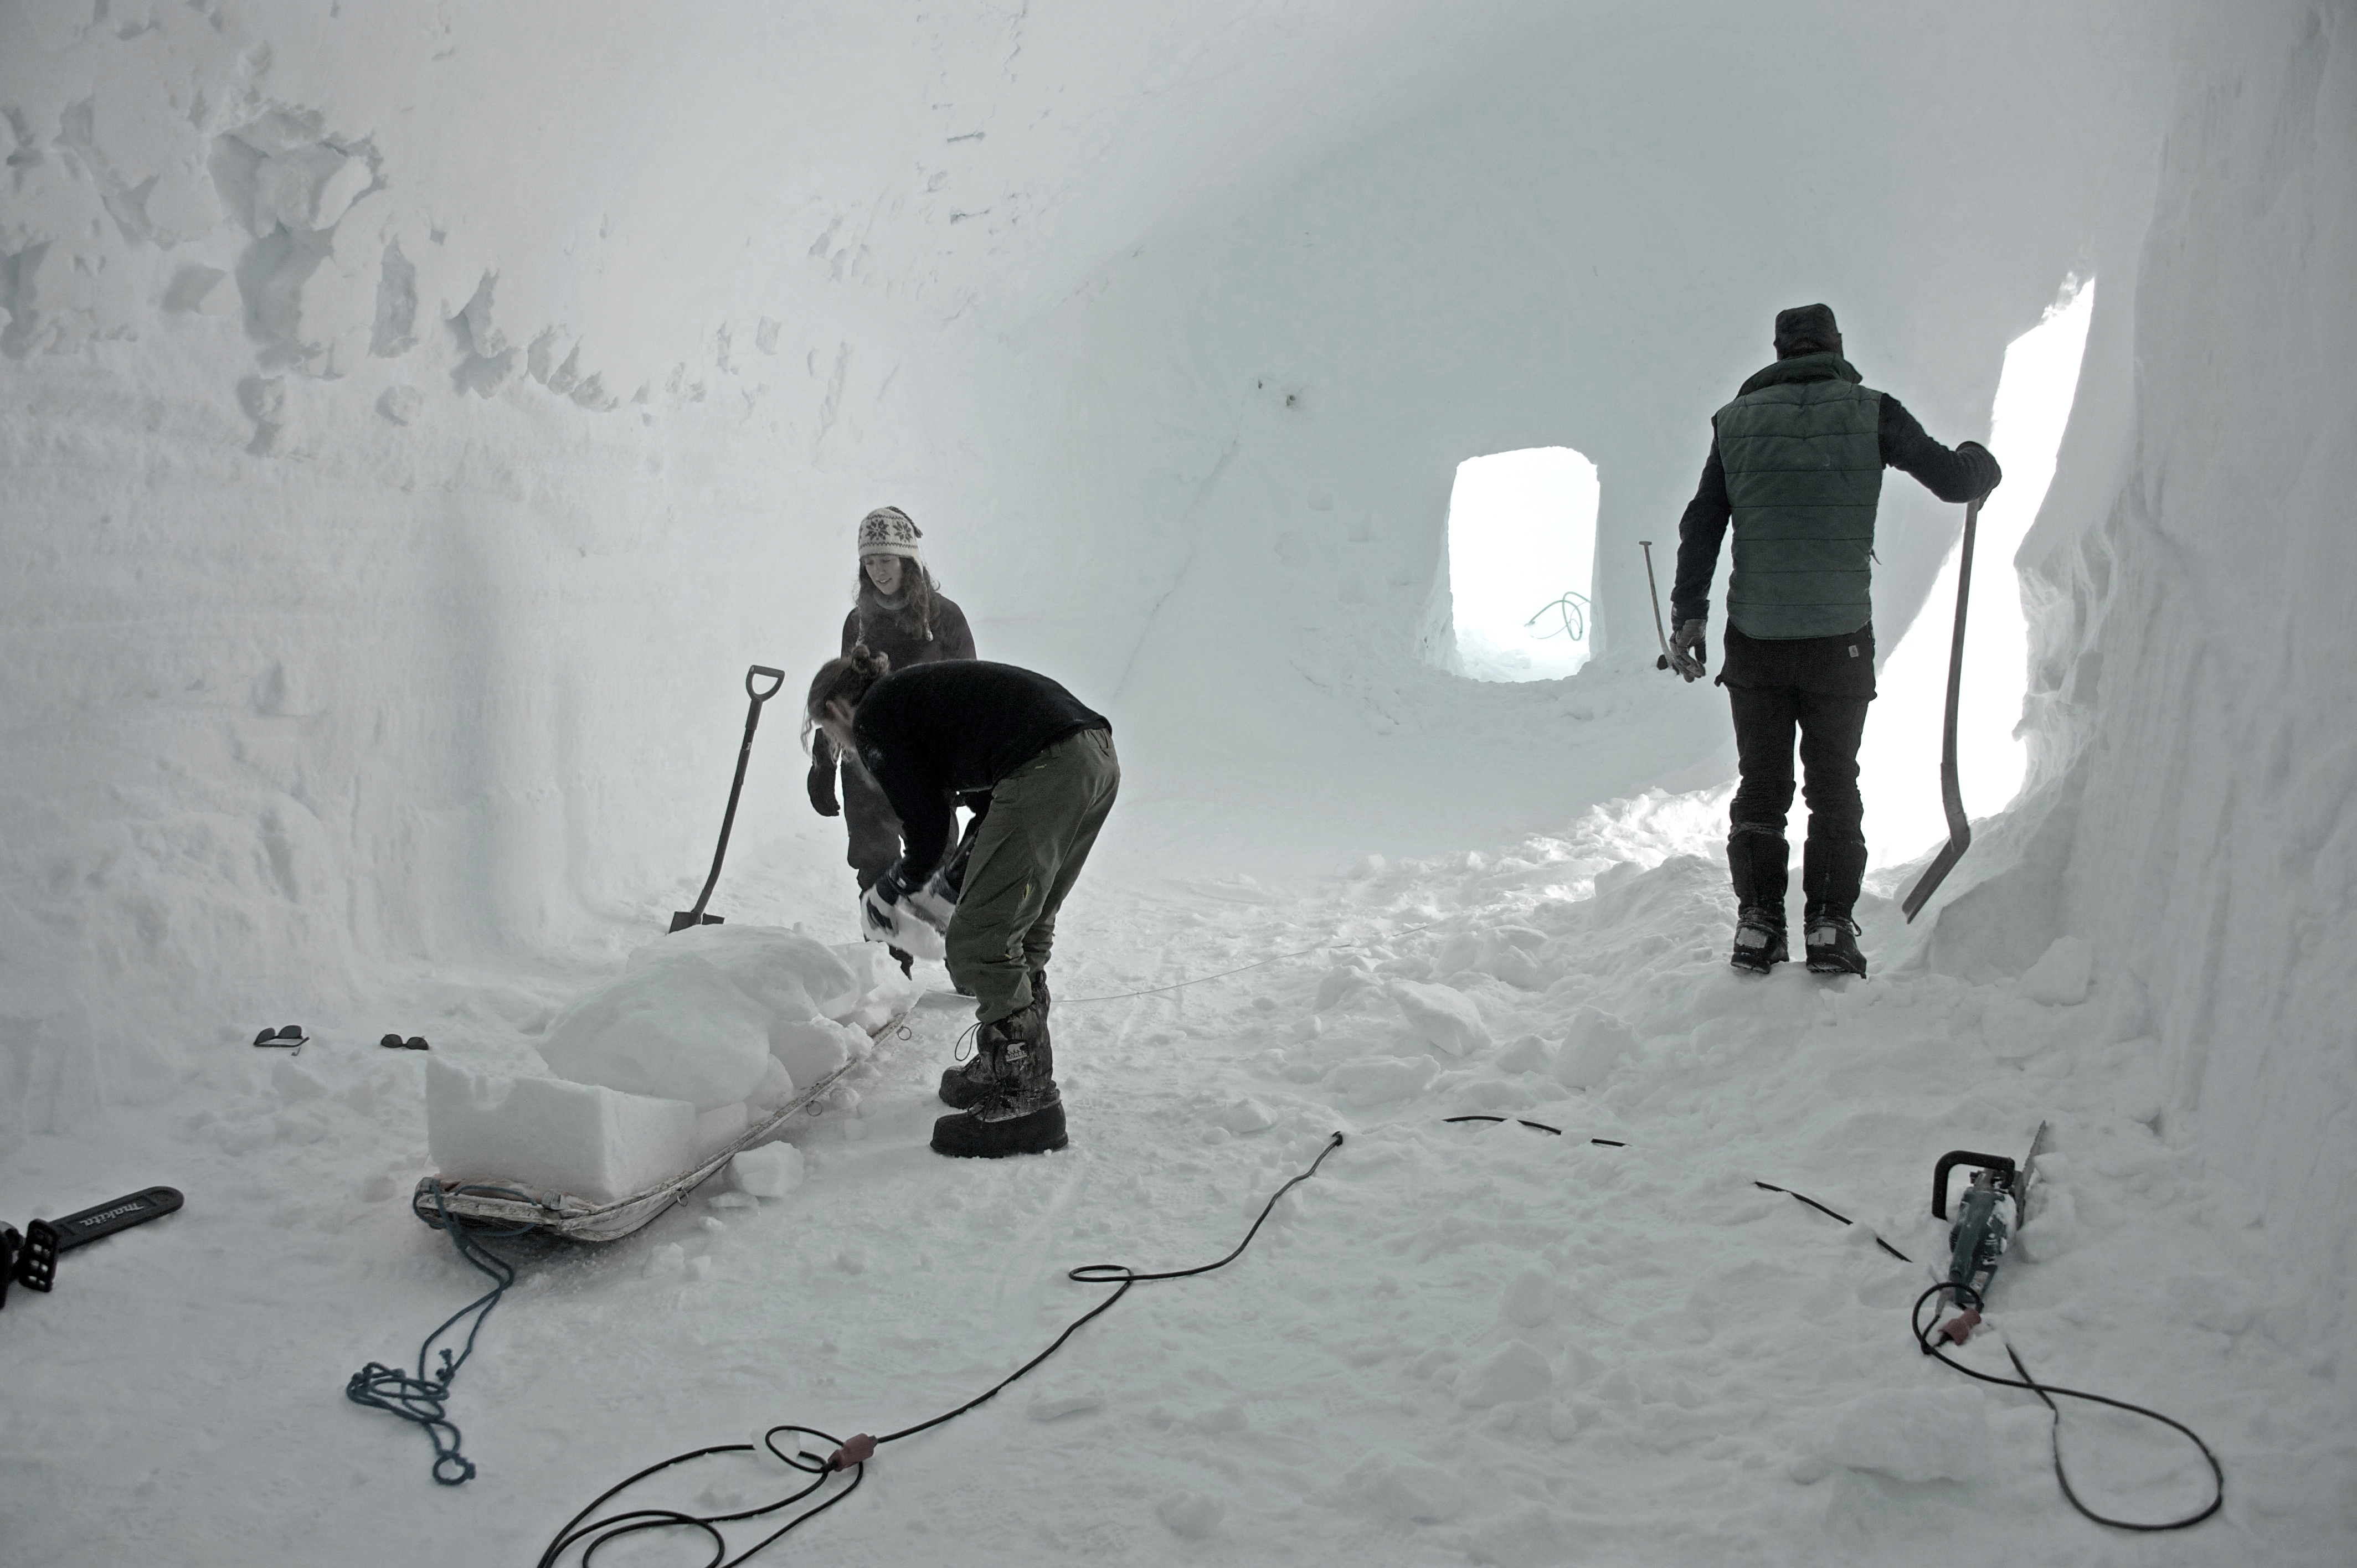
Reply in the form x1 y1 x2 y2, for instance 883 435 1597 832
538 1131 1346 1567
1912 1282 2224 1531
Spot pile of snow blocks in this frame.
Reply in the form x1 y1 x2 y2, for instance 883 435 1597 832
427 927 916 1203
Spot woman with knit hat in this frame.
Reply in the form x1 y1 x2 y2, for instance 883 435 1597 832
806 507 978 969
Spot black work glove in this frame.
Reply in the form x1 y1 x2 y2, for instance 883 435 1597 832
806 761 840 817
1669 618 1709 683
1957 440 2004 499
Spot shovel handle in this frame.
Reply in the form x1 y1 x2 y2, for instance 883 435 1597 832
747 665 785 704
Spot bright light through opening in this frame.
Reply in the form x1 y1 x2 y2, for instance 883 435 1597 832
1862 276 2096 864
1443 447 1600 683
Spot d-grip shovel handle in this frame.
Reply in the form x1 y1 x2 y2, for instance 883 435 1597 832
1931 1150 2016 1219
670 666 787 933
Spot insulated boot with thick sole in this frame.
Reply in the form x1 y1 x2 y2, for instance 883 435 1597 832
1804 912 1867 976
933 1010 1065 1158
1730 906 1788 974
939 972 1047 1108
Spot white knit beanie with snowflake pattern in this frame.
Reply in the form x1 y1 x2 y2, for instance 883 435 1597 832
856 507 922 560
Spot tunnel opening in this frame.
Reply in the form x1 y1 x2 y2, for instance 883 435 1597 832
1439 446 1600 683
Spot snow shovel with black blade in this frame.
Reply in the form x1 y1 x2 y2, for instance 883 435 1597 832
671 664 786 934
1902 497 1983 922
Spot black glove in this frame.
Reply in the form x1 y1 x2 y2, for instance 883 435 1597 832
1669 617 1708 683
806 761 840 817
1957 440 2004 498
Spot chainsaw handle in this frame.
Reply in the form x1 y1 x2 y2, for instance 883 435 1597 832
1932 1150 2017 1219
746 665 786 705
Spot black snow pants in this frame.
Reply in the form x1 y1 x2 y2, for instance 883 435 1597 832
1721 623 1876 923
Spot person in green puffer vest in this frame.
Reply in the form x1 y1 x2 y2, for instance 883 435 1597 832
1668 303 2002 977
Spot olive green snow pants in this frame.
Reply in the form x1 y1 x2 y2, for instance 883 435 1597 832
945 728 1119 1025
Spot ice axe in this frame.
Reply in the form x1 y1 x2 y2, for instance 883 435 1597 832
1639 540 1692 677
671 664 786 934
1901 497 1983 922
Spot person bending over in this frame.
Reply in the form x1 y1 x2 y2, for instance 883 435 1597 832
804 507 978 973
806 649 1118 1158
1669 303 2001 977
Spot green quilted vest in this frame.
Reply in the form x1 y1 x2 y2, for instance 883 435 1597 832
1713 353 1884 639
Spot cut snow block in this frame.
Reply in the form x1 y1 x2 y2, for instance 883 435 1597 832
747 1055 796 1114
1391 980 1491 1056
426 1057 697 1204
2019 936 2094 1005
694 1101 751 1162
539 956 775 1110
731 1142 804 1199
627 924 857 1023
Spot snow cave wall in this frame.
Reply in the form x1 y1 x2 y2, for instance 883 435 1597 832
3 0 2351 1336
1926 1 2357 1364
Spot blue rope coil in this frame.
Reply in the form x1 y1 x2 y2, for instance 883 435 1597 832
346 1182 532 1484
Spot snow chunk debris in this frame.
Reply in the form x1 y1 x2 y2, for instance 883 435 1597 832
731 1141 804 1199
1390 979 1491 1056
2019 935 2094 1004
1455 1340 1553 1407
1341 1450 1465 1524
1555 1005 1639 1090
1810 1387 1993 1482
1155 1491 1222 1539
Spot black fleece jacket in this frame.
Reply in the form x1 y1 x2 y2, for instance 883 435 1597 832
850 661 1108 880
1671 393 2000 627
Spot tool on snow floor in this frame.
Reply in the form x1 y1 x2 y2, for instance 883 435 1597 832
1764 1134 2222 1532
1901 496 1983 922
2 1185 184 1307
1638 539 1677 673
537 1133 1346 1567
671 664 787 934
1928 1120 2046 1345
252 1023 306 1049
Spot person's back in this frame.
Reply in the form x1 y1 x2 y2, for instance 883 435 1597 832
1668 303 2001 977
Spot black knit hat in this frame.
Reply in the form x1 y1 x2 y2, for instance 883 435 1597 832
1773 303 1842 359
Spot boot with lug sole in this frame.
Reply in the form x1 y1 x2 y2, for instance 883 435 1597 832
1730 906 1788 974
932 1009 1066 1158
939 972 1047 1108
1804 911 1867 976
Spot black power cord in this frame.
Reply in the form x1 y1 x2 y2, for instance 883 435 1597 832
1913 1282 2224 1531
1759 1175 2223 1531
538 1131 1347 1568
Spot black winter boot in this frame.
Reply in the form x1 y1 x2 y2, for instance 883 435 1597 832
1804 907 1866 976
1730 906 1788 973
939 972 1047 1108
932 999 1066 1158
1727 828 1790 973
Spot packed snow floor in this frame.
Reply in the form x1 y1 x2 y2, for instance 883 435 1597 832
2 792 2346 1567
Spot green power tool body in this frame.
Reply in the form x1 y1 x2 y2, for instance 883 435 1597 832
1929 1122 2049 1344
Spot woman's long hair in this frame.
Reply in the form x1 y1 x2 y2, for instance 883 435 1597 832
802 644 891 758
853 558 942 644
